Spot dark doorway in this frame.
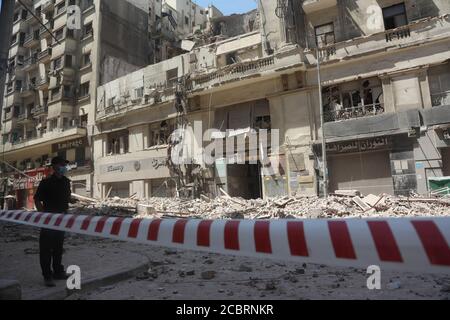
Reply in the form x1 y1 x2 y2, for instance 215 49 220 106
227 163 262 200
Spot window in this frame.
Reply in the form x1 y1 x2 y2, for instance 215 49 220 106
148 120 175 148
135 87 144 99
166 68 178 87
56 2 66 15
428 64 450 107
53 56 62 69
82 53 91 67
83 23 93 38
63 85 72 98
383 3 408 30
55 28 64 41
65 55 73 67
322 78 384 122
66 28 74 38
79 82 90 98
315 23 335 48
51 87 60 100
107 130 129 155
108 97 116 107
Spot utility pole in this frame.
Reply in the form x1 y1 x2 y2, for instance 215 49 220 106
317 48 328 199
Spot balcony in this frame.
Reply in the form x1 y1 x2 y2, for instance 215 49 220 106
31 105 48 117
19 82 36 98
42 0 55 14
191 56 277 90
311 15 450 63
38 47 52 63
302 0 337 14
36 76 49 90
23 31 40 48
39 22 54 38
21 56 38 72
16 111 33 123
3 112 13 122
324 103 385 123
3 127 87 154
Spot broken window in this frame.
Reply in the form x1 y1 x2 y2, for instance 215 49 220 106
322 78 384 122
383 3 408 30
315 23 335 48
226 52 237 65
107 130 129 155
148 120 175 148
166 68 178 87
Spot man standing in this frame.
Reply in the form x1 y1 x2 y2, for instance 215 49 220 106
34 157 72 287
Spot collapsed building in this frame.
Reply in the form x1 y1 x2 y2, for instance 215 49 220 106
2 0 450 205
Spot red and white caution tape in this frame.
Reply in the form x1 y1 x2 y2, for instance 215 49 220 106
1 210 449 274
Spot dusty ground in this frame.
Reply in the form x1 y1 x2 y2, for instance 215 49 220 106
1 222 449 300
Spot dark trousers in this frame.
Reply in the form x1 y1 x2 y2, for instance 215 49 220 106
39 229 65 279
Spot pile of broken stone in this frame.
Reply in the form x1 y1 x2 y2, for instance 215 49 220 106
69 190 450 220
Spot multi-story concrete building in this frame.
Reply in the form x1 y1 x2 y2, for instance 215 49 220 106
93 0 450 200
0 0 155 208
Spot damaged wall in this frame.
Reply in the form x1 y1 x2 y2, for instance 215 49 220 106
99 0 151 85
210 10 260 38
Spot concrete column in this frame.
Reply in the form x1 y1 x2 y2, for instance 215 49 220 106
119 136 125 154
380 76 395 114
418 69 433 110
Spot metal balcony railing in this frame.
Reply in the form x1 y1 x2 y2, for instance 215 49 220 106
324 103 385 123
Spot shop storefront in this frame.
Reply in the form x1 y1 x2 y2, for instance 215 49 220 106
12 167 52 209
326 137 395 195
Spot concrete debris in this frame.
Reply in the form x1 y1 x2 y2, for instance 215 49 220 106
201 271 216 280
69 192 450 220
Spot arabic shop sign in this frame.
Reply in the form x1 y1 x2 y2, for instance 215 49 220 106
52 138 87 153
326 137 392 154
12 167 52 190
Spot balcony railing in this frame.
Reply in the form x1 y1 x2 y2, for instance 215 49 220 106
17 112 32 122
38 47 52 61
39 22 54 37
324 103 385 123
31 105 48 116
42 0 55 13
314 15 450 62
191 55 276 88
24 32 40 47
3 112 13 122
21 56 38 70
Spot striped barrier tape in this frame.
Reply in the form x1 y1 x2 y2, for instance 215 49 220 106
1 210 449 274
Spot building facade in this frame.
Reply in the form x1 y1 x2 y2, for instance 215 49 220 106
94 0 450 200
2 0 450 205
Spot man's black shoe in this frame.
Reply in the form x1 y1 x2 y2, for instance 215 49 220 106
44 278 56 287
53 272 69 280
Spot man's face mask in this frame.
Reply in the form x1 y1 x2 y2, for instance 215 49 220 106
57 166 68 176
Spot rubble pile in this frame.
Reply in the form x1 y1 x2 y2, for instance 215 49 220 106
69 192 450 219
